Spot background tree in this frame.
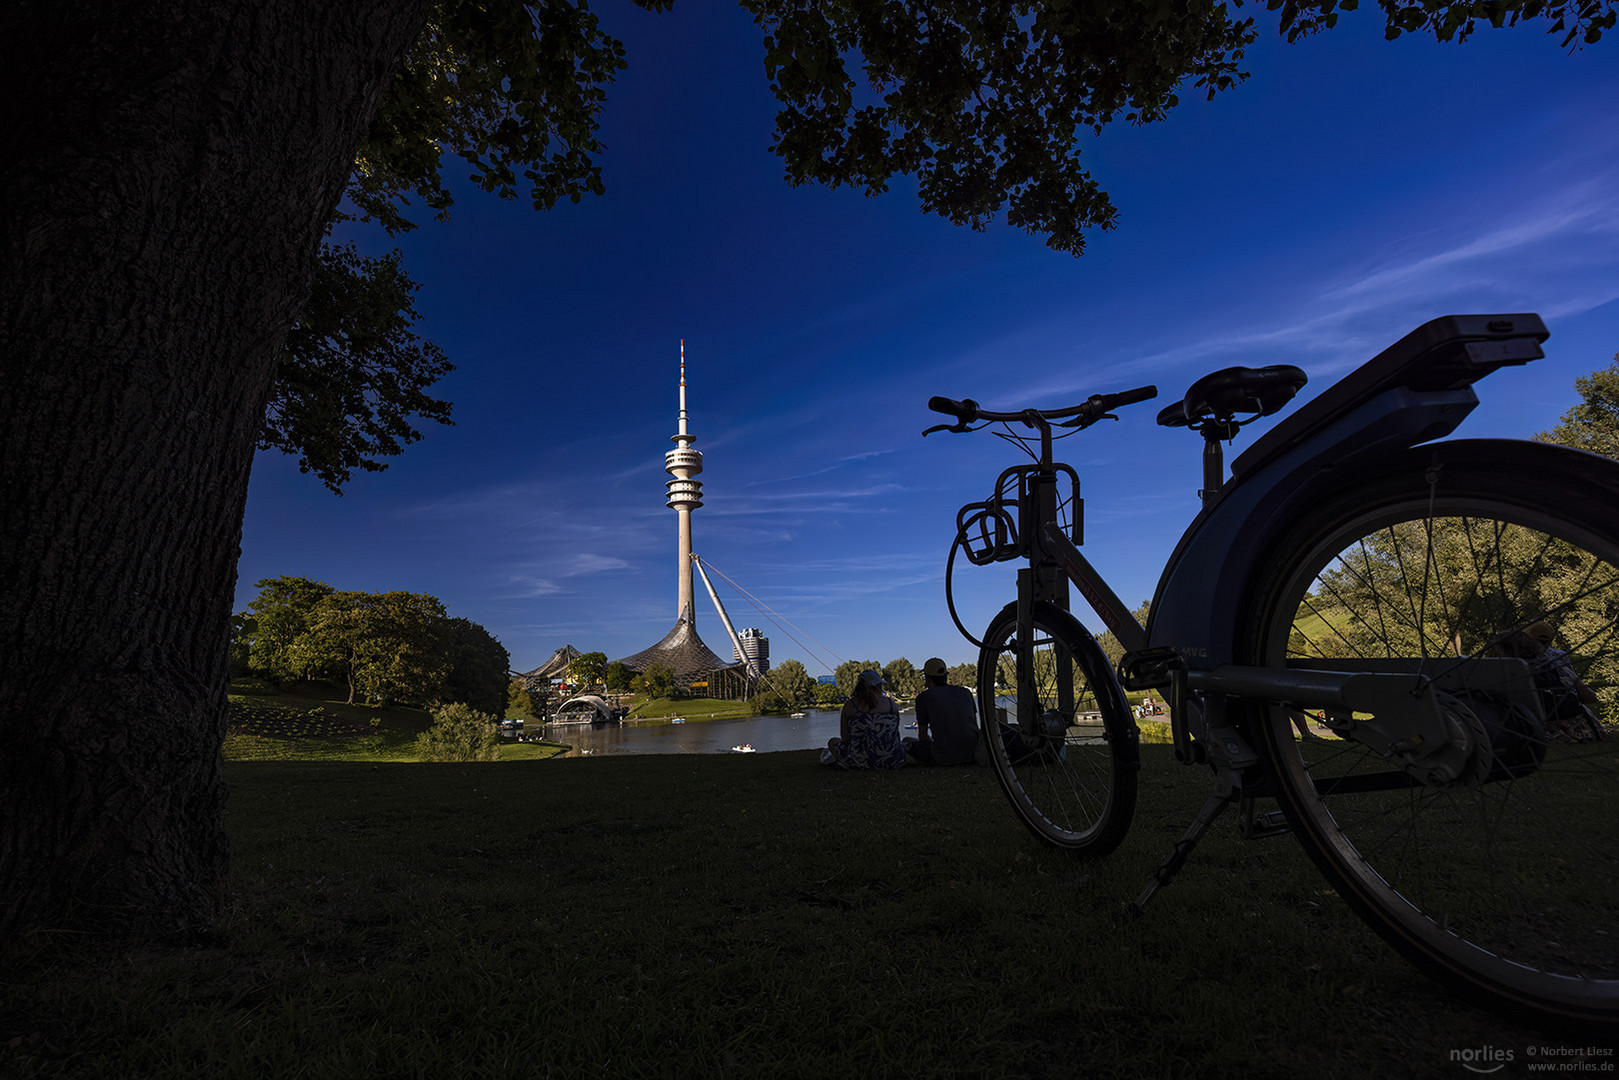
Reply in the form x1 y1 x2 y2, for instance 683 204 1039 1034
291 590 452 707
882 657 923 698
757 658 814 708
241 576 336 682
440 617 511 717
813 680 845 706
834 659 884 697
234 578 505 709
506 676 540 719
604 661 634 692
6 0 1607 946
947 662 977 687
1285 516 1619 721
996 652 1017 694
568 651 608 688
642 664 677 700
1538 352 1619 459
414 701 502 762
1097 602 1154 668
229 614 257 678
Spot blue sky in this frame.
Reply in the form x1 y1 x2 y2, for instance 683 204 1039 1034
235 6 1619 677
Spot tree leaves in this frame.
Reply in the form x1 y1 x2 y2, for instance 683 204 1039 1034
740 0 1258 255
349 0 646 234
1538 352 1619 460
265 238 454 493
1264 0 1615 47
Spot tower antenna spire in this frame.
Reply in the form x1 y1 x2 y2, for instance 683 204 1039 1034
678 339 688 437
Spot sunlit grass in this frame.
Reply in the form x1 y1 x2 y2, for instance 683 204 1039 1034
623 694 761 720
224 681 567 762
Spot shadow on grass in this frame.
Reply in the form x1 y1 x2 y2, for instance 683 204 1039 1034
0 749 1555 1078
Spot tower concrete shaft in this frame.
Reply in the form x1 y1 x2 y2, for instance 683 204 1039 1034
664 341 703 624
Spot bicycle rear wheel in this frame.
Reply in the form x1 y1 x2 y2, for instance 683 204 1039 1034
1243 443 1619 1027
978 600 1139 855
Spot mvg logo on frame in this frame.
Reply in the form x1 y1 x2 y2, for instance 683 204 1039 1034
1452 1046 1516 1074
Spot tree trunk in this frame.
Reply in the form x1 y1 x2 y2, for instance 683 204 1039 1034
0 0 431 942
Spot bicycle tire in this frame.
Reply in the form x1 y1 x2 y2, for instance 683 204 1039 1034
977 600 1139 855
1240 442 1619 1028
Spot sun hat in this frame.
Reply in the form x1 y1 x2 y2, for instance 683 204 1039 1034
922 657 948 678
1525 621 1555 644
857 669 886 689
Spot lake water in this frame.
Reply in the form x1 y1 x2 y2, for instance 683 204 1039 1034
527 698 1108 757
531 708 876 757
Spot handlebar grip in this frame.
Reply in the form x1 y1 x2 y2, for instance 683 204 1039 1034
928 396 978 422
1106 385 1158 408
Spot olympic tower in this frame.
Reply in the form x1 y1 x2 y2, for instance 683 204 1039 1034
664 340 703 625
613 342 748 693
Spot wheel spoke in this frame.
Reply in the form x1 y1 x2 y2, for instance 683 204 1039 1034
1256 477 1619 1025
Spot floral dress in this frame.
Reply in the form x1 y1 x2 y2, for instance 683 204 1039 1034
1533 648 1601 743
821 705 905 769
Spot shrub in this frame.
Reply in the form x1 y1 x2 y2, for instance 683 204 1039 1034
415 701 502 762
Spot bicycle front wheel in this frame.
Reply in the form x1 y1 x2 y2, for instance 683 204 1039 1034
977 600 1139 855
1243 443 1619 1027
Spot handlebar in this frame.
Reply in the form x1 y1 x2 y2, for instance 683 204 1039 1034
924 385 1158 434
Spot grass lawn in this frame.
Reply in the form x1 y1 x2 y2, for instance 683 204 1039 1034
623 695 762 721
0 746 1563 1079
224 681 569 762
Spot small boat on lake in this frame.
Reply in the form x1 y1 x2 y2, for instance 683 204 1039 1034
790 712 806 718
731 743 756 753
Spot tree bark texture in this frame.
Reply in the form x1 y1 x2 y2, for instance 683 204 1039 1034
0 0 431 942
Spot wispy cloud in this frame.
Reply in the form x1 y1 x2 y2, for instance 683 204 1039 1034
1006 169 1619 406
757 447 899 485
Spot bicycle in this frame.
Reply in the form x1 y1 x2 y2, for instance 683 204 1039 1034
925 313 1619 1029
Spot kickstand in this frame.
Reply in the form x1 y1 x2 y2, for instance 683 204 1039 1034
1122 791 1234 918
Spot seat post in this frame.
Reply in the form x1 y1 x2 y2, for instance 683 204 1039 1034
1198 421 1240 506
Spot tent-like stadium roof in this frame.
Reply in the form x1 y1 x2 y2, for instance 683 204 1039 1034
616 619 741 684
520 644 582 682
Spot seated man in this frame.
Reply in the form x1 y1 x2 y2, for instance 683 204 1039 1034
906 657 979 765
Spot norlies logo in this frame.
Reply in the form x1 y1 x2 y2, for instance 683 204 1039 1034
1452 1046 1515 1074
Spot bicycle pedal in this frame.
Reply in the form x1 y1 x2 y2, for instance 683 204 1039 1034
1239 807 1291 839
1119 646 1182 690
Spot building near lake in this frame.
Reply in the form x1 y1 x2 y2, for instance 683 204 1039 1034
734 628 769 673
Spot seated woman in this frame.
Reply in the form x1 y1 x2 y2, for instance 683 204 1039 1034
821 669 904 769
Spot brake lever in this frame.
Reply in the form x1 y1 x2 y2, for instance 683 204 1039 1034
1058 412 1119 429
923 422 976 436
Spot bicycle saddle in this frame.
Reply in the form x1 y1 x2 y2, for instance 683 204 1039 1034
1156 365 1308 428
